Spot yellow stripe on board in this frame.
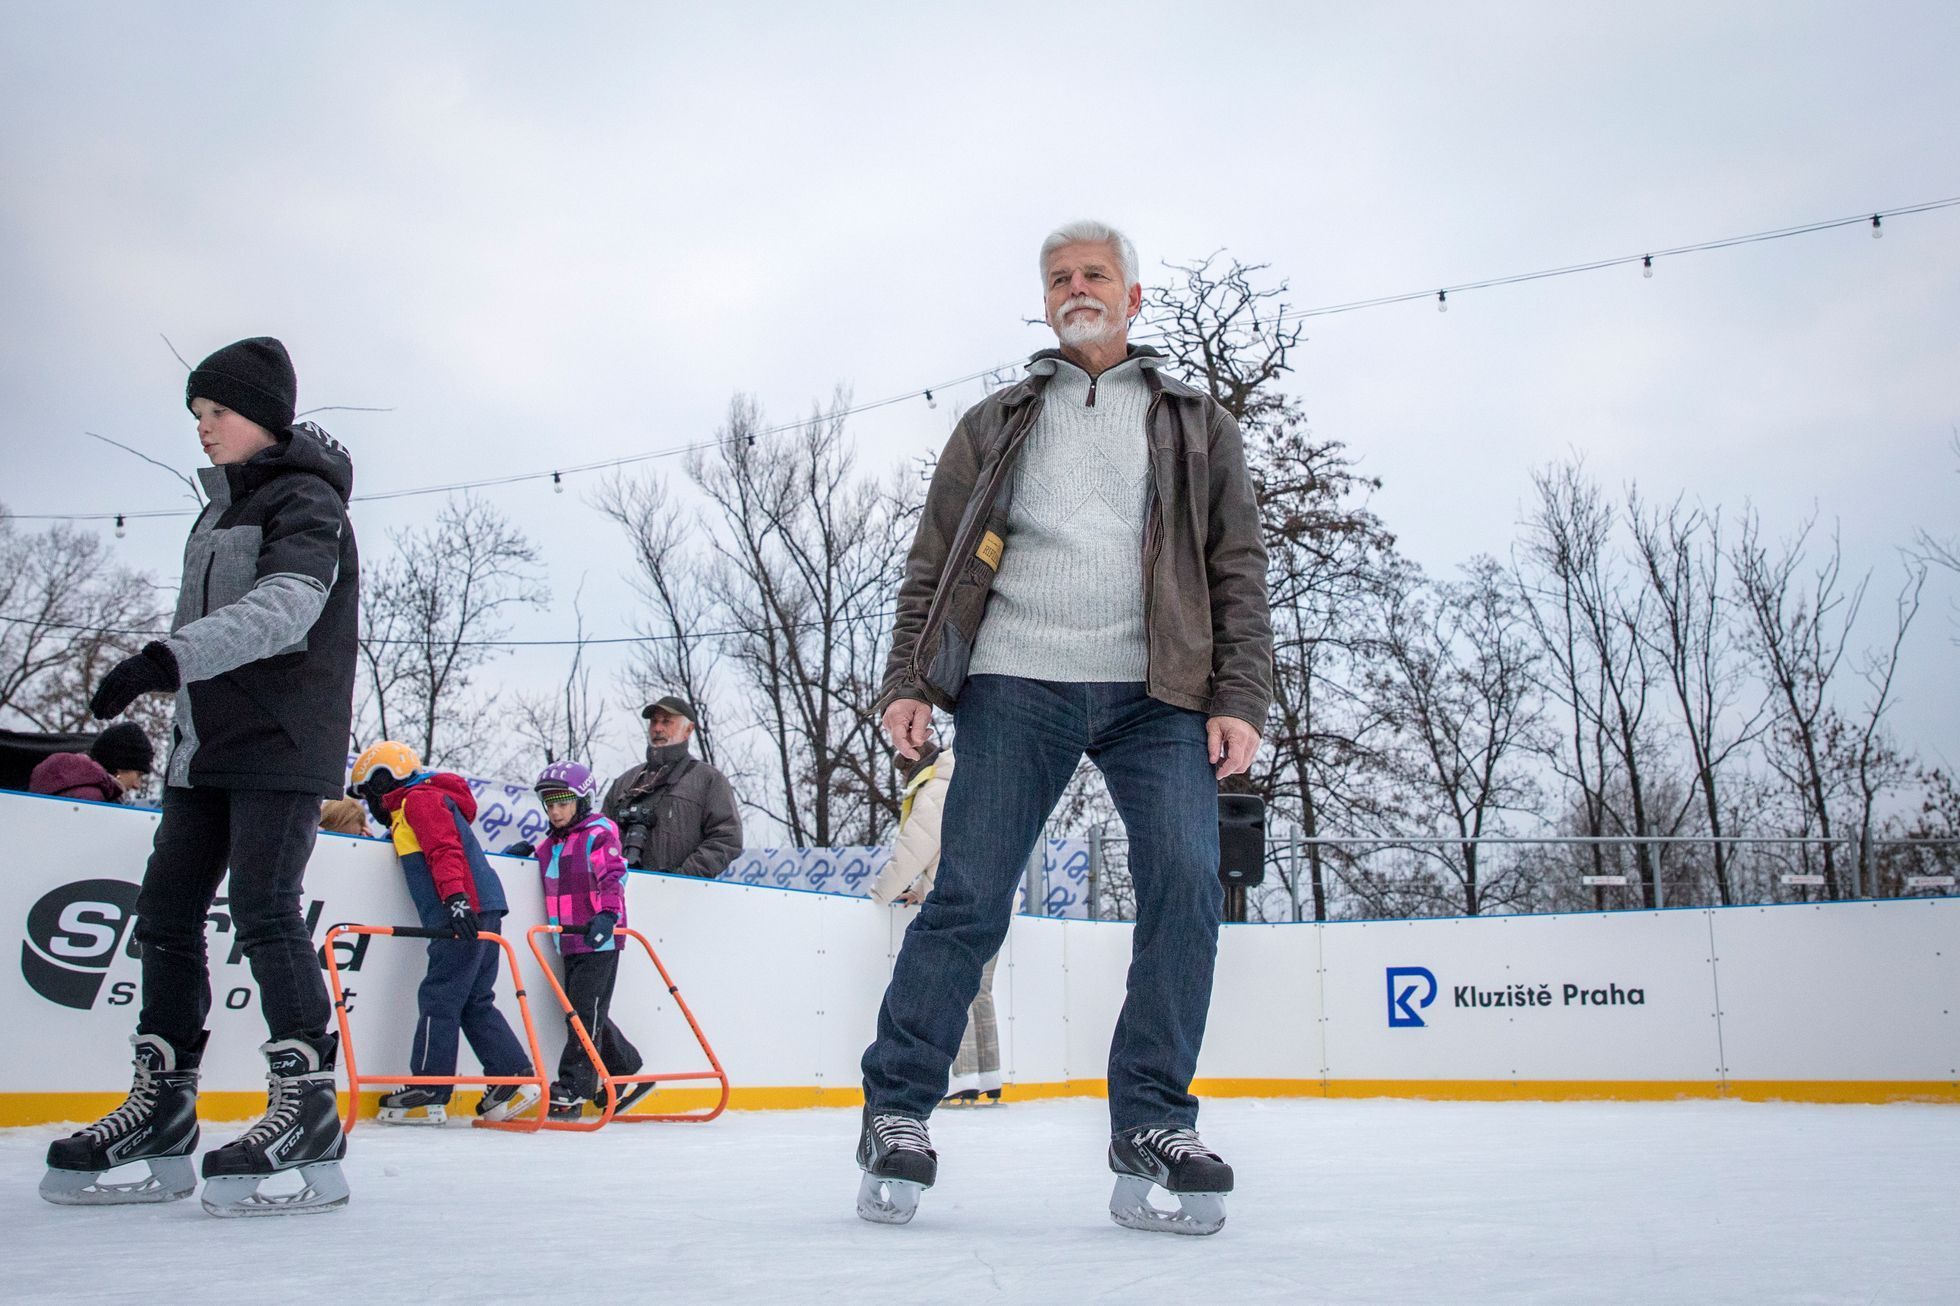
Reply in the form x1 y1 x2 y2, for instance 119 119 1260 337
4 1077 1954 1127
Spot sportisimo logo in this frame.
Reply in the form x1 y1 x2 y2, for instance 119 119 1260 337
1386 965 1438 1028
21 879 141 1009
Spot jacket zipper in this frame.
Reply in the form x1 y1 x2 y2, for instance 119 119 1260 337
1086 374 1098 408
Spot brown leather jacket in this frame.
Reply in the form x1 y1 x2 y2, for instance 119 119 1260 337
878 347 1272 728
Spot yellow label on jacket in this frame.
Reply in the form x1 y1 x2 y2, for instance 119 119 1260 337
976 531 1004 570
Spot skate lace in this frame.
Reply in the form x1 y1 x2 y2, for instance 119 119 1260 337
235 1073 309 1148
82 1065 158 1141
872 1114 932 1153
1134 1127 1215 1163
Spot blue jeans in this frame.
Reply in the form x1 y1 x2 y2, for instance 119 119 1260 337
861 676 1222 1131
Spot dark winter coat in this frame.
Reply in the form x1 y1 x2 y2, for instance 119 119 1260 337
877 345 1273 729
381 771 510 929
161 423 359 796
600 741 742 877
27 753 123 804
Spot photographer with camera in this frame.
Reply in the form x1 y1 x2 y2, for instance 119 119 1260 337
599 696 742 878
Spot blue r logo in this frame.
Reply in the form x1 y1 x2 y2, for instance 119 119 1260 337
1386 966 1437 1028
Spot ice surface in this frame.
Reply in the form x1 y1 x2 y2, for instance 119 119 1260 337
8 1097 1957 1303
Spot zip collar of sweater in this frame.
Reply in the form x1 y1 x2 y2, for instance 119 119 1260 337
995 344 1205 408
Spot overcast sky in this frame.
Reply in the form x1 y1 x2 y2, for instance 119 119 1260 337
3 1 1956 794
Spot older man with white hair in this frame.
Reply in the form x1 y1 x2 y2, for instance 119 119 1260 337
855 220 1272 1234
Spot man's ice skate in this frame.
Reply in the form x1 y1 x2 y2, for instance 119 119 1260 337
476 1082 541 1122
200 1034 349 1217
547 1089 584 1121
855 1108 936 1225
1107 1126 1232 1236
41 1032 202 1206
376 1085 449 1126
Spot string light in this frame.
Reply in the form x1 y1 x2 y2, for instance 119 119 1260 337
552 471 564 494
113 514 126 539
17 194 1959 526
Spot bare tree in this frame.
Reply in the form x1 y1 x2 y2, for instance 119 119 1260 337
592 473 724 769
505 578 610 772
1732 511 1923 897
1518 460 1667 906
1140 254 1402 920
356 494 544 770
603 393 920 847
1373 557 1544 915
1627 494 1766 904
0 511 170 742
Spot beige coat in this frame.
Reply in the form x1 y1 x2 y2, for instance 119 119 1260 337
868 752 955 905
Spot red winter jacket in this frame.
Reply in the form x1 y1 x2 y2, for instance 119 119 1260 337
28 753 123 804
381 772 486 907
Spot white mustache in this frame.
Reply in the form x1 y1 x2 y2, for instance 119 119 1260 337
1057 296 1105 317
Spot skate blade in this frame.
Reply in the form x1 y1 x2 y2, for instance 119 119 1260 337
477 1084 542 1122
856 1171 925 1225
201 1162 350 1218
1108 1174 1226 1236
376 1105 448 1126
40 1155 196 1206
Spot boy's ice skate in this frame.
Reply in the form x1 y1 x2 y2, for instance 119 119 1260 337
200 1034 349 1217
855 1108 936 1225
40 1033 202 1206
476 1083 541 1122
1107 1125 1232 1236
376 1086 449 1126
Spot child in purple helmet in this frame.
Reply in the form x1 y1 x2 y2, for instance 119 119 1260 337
532 761 650 1119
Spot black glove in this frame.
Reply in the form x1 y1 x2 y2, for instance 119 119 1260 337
444 893 480 940
583 911 617 950
501 840 535 858
90 642 181 720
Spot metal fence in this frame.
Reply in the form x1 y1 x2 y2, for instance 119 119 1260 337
1079 833 1960 923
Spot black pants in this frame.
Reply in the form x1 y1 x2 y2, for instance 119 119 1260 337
134 785 331 1049
409 911 533 1101
554 949 641 1100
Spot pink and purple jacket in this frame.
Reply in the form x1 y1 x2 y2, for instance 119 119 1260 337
534 812 629 954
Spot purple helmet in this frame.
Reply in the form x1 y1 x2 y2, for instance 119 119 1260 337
534 760 597 803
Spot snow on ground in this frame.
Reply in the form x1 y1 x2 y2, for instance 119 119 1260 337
6 1097 1957 1304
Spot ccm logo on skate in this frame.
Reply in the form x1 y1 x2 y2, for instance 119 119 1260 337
1386 966 1438 1028
21 879 141 1010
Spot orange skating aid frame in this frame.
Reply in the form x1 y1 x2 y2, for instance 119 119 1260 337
324 925 554 1135
526 924 729 1129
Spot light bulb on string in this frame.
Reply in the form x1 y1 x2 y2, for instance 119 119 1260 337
924 390 937 409
1642 255 1654 278
1436 290 1448 313
1870 214 1883 239
114 514 126 539
551 471 564 494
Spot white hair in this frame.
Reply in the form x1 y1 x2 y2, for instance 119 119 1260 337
1039 219 1140 289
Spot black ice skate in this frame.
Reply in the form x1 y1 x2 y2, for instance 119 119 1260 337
547 1089 585 1121
377 1085 450 1126
476 1083 542 1122
41 1032 203 1206
200 1034 348 1217
1107 1125 1233 1236
600 1079 656 1116
855 1108 936 1225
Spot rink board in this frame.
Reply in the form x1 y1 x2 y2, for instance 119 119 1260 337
2 790 1954 1124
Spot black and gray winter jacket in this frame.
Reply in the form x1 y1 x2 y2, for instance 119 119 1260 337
161 423 359 796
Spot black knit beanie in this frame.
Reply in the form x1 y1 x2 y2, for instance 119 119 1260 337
185 337 297 436
90 721 155 775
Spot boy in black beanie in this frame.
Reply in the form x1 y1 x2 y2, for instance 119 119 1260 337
41 337 362 1217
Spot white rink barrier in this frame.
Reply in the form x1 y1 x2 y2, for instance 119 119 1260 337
4 790 1953 1124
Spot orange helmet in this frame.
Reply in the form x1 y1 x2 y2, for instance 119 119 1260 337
350 740 421 789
